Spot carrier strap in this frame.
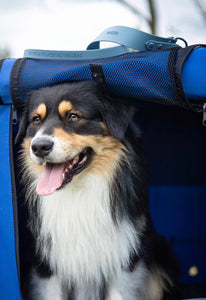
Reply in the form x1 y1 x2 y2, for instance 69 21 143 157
24 27 179 60
23 45 130 60
87 26 178 51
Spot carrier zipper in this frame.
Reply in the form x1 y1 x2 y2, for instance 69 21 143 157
202 103 206 126
9 106 22 294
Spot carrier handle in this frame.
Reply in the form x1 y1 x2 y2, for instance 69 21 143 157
23 45 129 60
87 26 178 51
24 26 179 60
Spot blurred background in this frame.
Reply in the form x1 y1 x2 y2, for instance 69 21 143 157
0 0 205 59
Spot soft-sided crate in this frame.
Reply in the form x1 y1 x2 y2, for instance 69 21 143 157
0 26 206 299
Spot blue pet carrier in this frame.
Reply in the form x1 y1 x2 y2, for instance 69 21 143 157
0 26 206 299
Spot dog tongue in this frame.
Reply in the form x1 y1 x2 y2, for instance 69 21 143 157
36 163 64 196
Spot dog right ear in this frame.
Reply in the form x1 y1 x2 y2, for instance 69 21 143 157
100 99 136 140
15 111 28 144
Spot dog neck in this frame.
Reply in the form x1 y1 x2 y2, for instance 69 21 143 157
34 172 138 286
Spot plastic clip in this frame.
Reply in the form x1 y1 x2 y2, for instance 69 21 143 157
202 103 206 126
173 37 188 48
12 106 18 125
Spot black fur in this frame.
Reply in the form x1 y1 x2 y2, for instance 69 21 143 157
16 82 135 143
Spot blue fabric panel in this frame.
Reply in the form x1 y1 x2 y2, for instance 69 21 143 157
102 50 176 100
0 105 21 299
182 48 206 100
18 50 177 103
136 107 206 186
137 107 206 285
18 59 93 102
149 186 206 240
0 59 16 104
149 185 206 284
15 47 206 106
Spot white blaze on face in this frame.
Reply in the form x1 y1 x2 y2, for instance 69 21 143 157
30 130 68 196
30 129 92 196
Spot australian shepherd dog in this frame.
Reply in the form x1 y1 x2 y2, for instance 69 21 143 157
16 81 180 300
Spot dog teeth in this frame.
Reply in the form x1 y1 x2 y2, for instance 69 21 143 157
73 156 79 165
79 155 87 165
65 165 72 172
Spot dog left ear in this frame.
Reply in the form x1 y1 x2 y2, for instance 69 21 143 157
101 99 136 140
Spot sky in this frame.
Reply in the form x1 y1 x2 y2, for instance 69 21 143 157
0 0 205 58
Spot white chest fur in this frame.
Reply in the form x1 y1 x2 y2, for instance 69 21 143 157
36 173 138 285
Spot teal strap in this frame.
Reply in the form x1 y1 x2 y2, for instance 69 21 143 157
24 26 178 60
23 45 130 60
87 26 178 51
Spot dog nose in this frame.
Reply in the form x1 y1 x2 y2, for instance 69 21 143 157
32 138 54 158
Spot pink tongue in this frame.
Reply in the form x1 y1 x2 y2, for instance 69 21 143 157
36 163 65 196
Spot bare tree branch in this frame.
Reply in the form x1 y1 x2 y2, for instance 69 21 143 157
148 0 157 34
0 47 11 59
115 0 157 34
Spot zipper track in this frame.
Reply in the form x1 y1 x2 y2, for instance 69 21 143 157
9 107 22 294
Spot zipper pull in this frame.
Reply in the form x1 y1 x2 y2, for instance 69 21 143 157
12 106 18 125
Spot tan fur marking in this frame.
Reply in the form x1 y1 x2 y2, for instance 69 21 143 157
53 128 128 180
148 268 173 299
100 122 111 135
31 103 47 121
58 101 74 117
21 128 129 203
138 215 147 232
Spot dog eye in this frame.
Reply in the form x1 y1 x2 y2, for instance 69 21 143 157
67 113 80 122
32 115 41 124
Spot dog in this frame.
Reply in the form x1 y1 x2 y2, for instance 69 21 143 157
16 81 180 300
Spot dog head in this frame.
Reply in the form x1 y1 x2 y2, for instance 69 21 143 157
16 81 135 196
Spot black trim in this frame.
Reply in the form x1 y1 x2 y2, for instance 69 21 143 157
174 45 206 112
9 107 21 294
167 46 185 108
0 59 5 70
168 46 195 111
10 58 27 111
